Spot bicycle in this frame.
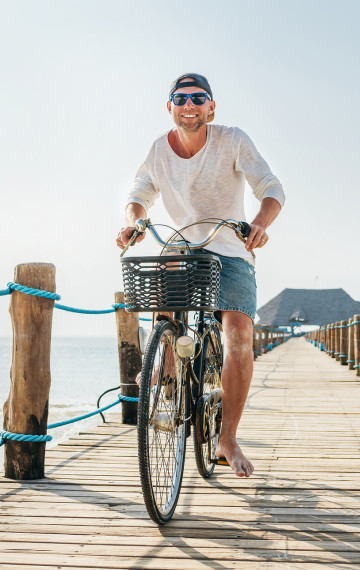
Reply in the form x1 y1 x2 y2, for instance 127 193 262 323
120 218 251 524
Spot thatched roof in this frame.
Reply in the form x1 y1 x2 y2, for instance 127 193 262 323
257 288 360 326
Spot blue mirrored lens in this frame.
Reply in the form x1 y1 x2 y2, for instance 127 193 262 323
172 93 208 106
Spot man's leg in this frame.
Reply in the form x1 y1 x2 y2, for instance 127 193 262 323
215 311 254 477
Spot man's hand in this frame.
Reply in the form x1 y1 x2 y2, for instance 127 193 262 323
245 224 269 252
116 227 145 250
245 197 282 252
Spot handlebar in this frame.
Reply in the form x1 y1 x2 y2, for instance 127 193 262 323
120 218 254 258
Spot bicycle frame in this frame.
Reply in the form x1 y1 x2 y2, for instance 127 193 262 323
172 308 217 441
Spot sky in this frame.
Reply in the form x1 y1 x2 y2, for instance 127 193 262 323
0 0 359 337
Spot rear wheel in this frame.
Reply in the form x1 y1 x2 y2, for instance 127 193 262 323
194 325 223 478
137 320 187 524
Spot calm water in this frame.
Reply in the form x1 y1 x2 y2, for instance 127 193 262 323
0 336 126 463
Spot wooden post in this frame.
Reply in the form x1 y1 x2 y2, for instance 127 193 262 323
252 328 257 360
329 323 335 356
324 325 329 353
334 322 340 361
3 263 55 480
354 315 360 377
330 323 336 358
339 320 348 365
263 329 269 353
348 318 355 371
114 292 141 424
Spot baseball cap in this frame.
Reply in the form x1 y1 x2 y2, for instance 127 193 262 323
169 73 215 123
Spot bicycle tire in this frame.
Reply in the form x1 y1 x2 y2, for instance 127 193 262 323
137 319 187 524
194 324 223 478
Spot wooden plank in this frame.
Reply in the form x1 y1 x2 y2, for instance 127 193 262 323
1 524 360 539
2 544 360 562
3 531 360 551
0 558 356 570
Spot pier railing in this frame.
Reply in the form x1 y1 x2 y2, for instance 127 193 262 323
1 262 291 479
305 315 360 375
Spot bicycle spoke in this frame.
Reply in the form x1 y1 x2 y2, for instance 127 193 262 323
194 326 223 478
138 320 187 523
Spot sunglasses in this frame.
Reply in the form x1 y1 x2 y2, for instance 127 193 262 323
170 92 211 106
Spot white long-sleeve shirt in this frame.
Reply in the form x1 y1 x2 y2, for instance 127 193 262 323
127 125 285 264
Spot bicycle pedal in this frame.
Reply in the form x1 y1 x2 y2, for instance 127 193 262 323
210 457 230 466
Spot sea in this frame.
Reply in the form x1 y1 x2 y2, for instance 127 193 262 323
0 336 128 464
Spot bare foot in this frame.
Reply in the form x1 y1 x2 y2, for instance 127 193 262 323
216 439 254 477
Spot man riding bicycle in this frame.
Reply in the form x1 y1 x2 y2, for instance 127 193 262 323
117 73 285 478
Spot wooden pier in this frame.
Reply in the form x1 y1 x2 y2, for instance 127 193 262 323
1 336 360 569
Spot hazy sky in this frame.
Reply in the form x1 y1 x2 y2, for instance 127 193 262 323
1 0 359 336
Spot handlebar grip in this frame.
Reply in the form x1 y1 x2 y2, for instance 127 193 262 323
129 229 144 246
240 222 251 238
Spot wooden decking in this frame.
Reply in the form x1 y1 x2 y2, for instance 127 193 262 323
1 337 360 569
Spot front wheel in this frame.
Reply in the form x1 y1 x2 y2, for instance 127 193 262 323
137 320 187 524
194 325 223 478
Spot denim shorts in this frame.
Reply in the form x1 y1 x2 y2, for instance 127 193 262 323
193 249 257 322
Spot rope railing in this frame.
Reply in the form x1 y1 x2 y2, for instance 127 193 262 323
1 265 292 479
2 281 154 319
1 280 143 452
305 314 360 376
1 267 145 480
0 393 139 447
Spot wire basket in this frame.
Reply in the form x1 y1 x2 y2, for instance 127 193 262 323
121 254 221 312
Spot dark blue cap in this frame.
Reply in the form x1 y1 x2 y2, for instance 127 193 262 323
169 73 213 101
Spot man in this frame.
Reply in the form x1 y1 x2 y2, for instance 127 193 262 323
117 73 285 477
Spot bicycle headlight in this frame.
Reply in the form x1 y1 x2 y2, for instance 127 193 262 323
176 335 195 358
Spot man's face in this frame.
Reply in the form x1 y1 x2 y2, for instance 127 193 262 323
167 80 215 133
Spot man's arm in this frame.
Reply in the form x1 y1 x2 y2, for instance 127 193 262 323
116 203 147 250
246 197 282 252
125 202 147 226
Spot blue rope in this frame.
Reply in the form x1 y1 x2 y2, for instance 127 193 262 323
348 360 355 363
7 282 61 300
0 431 52 445
54 302 124 314
48 393 138 428
0 393 139 446
354 364 360 369
0 288 11 296
3 282 154 319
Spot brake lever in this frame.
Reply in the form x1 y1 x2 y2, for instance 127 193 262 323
233 223 256 260
120 230 144 258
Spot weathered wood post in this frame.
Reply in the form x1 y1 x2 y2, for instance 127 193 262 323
324 325 329 353
263 328 269 353
354 315 360 377
114 292 141 424
3 263 55 479
252 328 257 360
334 322 340 361
339 320 348 365
330 323 336 358
330 323 335 356
348 318 355 371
